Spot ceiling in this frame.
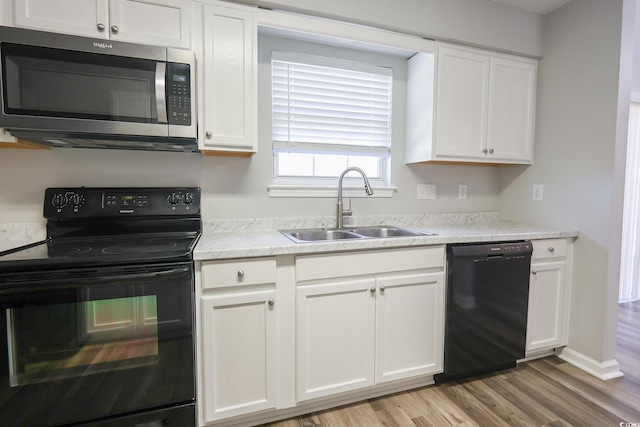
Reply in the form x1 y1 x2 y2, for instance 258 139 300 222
490 0 571 14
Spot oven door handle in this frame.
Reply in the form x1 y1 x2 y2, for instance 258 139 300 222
91 266 190 283
3 265 191 287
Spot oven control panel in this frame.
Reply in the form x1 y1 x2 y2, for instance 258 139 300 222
44 187 200 218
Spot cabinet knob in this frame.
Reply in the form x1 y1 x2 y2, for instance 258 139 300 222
97 23 105 31
370 287 376 293
532 270 537 275
483 148 488 154
206 131 213 139
489 148 494 154
380 286 385 292
268 299 275 306
111 25 119 34
548 247 555 253
237 270 245 278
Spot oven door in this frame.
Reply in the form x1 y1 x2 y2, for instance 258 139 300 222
0 262 195 427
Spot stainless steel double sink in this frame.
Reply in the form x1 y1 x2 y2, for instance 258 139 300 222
279 225 436 243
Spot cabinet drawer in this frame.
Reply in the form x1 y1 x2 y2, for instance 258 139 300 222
202 258 277 289
296 246 445 282
532 239 567 260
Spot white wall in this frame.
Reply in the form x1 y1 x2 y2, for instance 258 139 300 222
497 0 630 366
236 0 544 57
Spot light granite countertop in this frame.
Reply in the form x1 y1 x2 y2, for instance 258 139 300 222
195 213 580 261
0 213 579 261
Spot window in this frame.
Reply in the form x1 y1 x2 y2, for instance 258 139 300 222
270 51 393 193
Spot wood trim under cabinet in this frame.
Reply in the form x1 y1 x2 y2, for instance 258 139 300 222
201 150 255 157
0 138 50 150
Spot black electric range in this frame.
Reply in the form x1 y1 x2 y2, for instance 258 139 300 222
0 187 201 427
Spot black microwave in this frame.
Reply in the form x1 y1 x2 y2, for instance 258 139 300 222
0 26 198 152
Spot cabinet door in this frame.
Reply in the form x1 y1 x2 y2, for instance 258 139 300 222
434 45 489 159
201 290 276 423
487 56 536 162
109 0 190 48
296 278 376 401
14 0 110 38
200 2 257 153
375 272 444 383
526 261 566 352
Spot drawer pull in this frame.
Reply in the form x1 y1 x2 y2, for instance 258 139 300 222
532 270 537 275
237 270 245 278
548 247 555 253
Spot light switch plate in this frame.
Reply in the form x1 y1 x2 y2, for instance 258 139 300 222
458 184 468 200
417 184 436 200
532 184 544 201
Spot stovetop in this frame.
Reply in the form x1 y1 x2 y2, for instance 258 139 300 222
0 187 201 274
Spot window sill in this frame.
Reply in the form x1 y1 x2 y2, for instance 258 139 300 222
268 184 396 198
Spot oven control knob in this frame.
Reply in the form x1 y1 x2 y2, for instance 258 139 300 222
69 194 85 208
52 193 67 208
167 193 181 206
183 192 195 205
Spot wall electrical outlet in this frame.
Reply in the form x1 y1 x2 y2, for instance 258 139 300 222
458 184 468 200
532 184 544 201
417 184 436 200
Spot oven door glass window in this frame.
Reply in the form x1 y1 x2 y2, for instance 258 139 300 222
1 43 160 123
0 263 195 427
8 295 159 387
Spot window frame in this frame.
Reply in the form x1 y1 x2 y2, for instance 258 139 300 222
266 46 398 198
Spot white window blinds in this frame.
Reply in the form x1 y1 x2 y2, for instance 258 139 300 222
272 52 392 157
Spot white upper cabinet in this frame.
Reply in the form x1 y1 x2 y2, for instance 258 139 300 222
406 42 537 165
12 0 190 48
434 46 490 160
487 55 537 162
192 0 258 155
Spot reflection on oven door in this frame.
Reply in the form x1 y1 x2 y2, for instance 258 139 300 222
7 295 160 387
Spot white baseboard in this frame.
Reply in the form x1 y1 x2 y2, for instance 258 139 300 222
557 347 624 380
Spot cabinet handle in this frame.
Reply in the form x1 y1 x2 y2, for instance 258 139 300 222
483 148 488 154
370 287 376 293
206 131 213 139
489 148 494 154
237 270 245 278
380 286 385 292
111 25 119 34
532 270 537 275
97 23 105 31
268 299 275 306
548 247 555 253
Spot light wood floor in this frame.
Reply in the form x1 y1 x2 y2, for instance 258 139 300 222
263 300 640 427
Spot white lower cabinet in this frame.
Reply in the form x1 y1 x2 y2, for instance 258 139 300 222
526 239 573 354
375 272 444 384
199 258 278 425
296 278 376 400
295 247 445 402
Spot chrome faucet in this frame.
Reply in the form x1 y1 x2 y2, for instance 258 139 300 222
336 166 374 229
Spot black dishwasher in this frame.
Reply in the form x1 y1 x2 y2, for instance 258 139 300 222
435 241 532 383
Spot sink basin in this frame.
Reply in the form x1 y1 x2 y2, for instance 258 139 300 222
280 225 436 243
350 226 425 238
282 228 363 243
